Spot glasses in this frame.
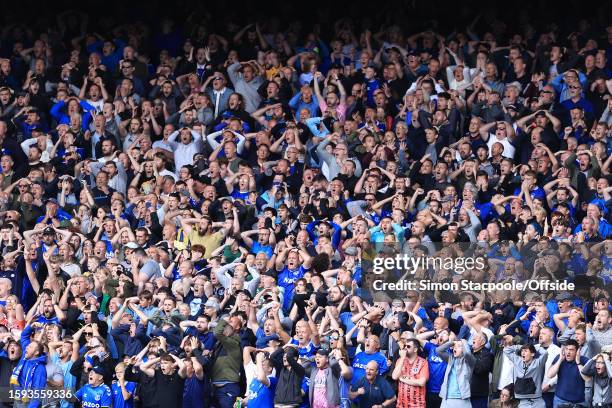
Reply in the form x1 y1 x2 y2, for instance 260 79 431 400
84 332 93 336
497 127 506 131
541 90 553 94
569 85 580 90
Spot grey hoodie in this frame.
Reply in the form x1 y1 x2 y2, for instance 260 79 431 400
503 345 548 400
437 340 475 400
581 356 612 405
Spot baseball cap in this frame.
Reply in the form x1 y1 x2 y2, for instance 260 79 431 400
506 81 522 93
255 334 280 348
316 348 330 357
92 365 106 376
204 299 220 312
42 227 55 235
344 247 358 256
125 242 140 249
261 269 278 279
556 292 573 302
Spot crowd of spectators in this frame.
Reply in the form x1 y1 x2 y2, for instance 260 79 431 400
0 2 610 408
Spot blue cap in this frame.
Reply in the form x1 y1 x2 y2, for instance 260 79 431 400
92 365 105 376
255 334 280 349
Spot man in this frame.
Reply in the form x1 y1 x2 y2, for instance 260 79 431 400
437 339 475 408
349 361 396 408
392 338 429 408
275 247 312 312
478 120 516 159
580 353 612 407
138 353 186 407
316 132 363 181
127 248 161 293
74 365 112 408
504 343 548 408
227 61 263 113
538 327 561 408
205 72 232 118
167 127 204 176
210 317 242 408
469 331 494 408
270 344 306 408
592 309 612 347
48 337 78 408
416 328 450 408
180 216 231 259
242 351 276 408
352 334 389 384
304 348 350 408
547 340 589 407
179 314 215 352
11 323 47 408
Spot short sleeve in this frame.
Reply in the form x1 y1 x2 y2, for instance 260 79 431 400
101 386 113 406
350 377 363 392
126 382 137 396
381 378 395 399
75 387 84 401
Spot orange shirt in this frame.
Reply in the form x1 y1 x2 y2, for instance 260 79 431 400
397 355 429 408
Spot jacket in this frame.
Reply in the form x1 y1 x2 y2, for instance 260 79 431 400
471 347 494 397
305 358 341 407
270 347 306 405
12 325 47 408
227 62 264 113
503 345 548 400
210 320 241 383
437 340 475 400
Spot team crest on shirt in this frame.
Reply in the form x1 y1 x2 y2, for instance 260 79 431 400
412 367 419 374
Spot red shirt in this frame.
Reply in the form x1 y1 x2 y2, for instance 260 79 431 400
397 355 429 408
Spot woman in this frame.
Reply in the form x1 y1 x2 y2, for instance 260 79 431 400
490 384 519 408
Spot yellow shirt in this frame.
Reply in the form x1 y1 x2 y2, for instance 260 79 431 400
188 230 223 259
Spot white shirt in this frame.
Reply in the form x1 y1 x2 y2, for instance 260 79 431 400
487 134 516 159
167 129 204 175
539 343 561 390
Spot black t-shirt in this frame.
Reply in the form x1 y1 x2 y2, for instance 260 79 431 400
154 370 185 407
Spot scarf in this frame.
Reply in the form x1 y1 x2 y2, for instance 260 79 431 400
10 354 46 393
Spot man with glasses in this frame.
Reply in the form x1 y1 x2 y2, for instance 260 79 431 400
118 61 145 97
561 82 595 120
478 120 517 159
392 337 429 408
551 69 587 103
204 72 232 119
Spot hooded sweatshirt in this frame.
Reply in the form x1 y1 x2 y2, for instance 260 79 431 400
503 345 548 400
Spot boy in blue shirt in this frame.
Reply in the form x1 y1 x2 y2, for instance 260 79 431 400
244 351 277 407
111 362 136 408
